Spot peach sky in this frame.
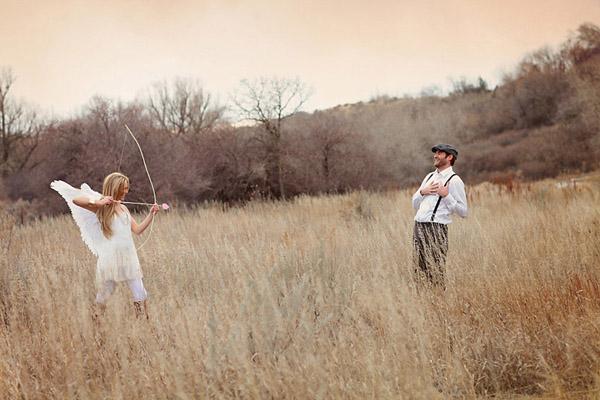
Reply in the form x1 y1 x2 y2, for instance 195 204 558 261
2 0 599 118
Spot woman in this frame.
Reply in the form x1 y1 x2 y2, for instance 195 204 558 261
51 172 160 319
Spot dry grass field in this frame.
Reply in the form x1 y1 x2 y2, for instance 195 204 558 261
1 175 599 399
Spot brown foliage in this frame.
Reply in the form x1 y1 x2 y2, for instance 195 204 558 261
489 172 521 193
2 24 600 215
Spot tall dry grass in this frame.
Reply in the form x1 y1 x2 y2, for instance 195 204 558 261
1 177 599 399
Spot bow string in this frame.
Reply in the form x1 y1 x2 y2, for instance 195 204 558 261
123 124 157 250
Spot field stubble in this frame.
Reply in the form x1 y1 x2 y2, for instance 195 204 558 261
1 178 600 399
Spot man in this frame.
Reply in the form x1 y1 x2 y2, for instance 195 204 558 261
412 144 468 287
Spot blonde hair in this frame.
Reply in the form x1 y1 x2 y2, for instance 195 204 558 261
97 172 129 238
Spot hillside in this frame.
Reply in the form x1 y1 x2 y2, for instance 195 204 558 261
1 24 599 215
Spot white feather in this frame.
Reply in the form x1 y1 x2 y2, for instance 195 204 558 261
50 180 104 256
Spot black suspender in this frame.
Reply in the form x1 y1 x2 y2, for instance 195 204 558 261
430 173 457 222
424 172 434 184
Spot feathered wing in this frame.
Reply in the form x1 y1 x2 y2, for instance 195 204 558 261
50 180 104 256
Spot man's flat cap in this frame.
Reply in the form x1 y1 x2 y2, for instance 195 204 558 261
432 144 458 158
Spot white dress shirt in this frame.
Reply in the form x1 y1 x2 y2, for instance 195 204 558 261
412 166 468 224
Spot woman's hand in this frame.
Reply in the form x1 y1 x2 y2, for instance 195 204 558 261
150 204 160 215
73 195 112 212
97 196 114 206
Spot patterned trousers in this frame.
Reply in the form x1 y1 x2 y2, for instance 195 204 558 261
413 222 449 287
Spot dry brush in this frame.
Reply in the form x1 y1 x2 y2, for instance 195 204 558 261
0 178 599 398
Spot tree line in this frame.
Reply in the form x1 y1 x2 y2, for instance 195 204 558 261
1 23 599 218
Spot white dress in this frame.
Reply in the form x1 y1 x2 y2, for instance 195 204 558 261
51 180 142 287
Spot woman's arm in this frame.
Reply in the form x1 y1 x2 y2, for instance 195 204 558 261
130 204 160 235
73 195 113 212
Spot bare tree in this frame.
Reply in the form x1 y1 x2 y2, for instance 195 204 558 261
233 77 311 198
450 76 490 95
562 23 600 68
147 78 224 136
308 113 353 192
87 95 115 136
0 68 41 177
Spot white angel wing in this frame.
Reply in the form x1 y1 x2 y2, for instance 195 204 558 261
50 180 104 256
